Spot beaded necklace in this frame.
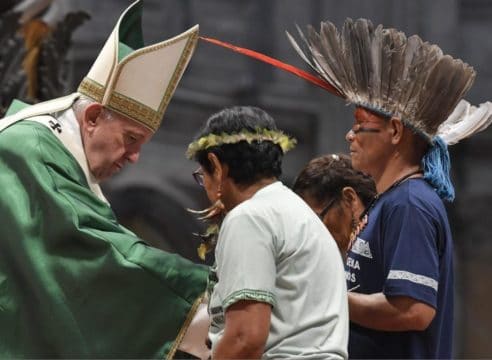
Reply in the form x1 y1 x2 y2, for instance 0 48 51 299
359 169 423 221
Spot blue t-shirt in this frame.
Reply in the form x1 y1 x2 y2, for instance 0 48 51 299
346 178 453 359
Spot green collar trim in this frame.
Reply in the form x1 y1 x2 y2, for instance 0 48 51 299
186 128 297 159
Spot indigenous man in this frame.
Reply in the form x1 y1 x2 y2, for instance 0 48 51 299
0 1 209 358
187 107 348 359
285 18 492 359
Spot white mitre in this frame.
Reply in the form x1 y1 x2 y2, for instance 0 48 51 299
78 0 198 132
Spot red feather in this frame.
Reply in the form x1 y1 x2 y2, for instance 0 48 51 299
199 36 343 98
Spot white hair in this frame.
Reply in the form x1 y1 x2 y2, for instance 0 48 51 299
72 95 113 121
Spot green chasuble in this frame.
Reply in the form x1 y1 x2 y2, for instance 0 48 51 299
0 114 208 357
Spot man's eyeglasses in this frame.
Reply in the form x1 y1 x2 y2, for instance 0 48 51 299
192 168 204 187
318 198 337 220
348 123 382 136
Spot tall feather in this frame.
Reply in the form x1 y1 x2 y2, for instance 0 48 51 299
342 19 363 104
400 42 443 123
305 24 343 92
286 28 316 73
312 25 347 94
319 22 349 94
415 56 475 136
199 36 342 97
351 19 373 105
381 29 406 113
369 24 383 108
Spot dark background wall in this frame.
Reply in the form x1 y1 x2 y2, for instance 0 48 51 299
65 0 492 357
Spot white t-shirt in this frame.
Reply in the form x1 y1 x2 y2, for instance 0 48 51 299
208 181 348 359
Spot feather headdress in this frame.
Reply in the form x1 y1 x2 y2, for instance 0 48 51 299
286 18 480 201
200 20 479 143
286 18 476 142
199 19 490 201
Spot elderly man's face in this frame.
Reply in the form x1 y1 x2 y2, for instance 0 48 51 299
81 105 153 182
345 107 392 176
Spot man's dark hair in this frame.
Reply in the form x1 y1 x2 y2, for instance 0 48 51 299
194 106 283 186
293 154 376 207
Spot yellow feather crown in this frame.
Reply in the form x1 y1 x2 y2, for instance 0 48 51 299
186 128 297 159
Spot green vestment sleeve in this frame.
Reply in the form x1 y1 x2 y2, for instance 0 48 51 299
0 121 208 358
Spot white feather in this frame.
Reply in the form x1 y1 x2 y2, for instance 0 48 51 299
438 100 492 145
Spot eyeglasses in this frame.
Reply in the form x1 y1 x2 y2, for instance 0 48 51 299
192 168 204 187
318 198 337 220
348 123 382 137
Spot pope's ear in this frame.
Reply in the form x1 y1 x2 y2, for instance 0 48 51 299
83 103 104 128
